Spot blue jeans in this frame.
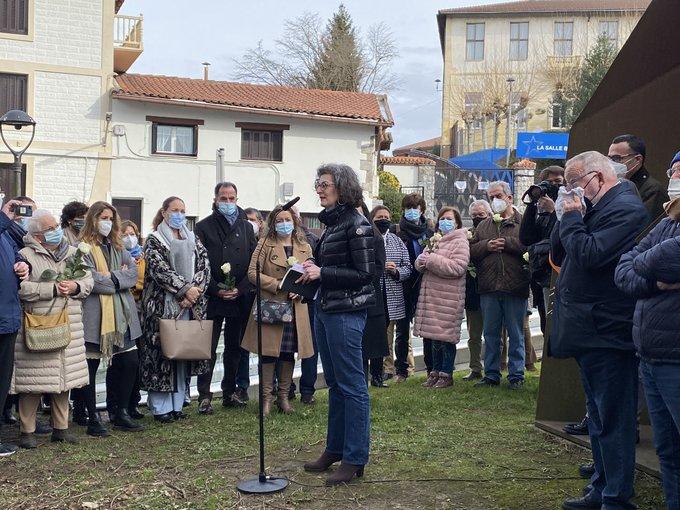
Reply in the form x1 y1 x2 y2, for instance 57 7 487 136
236 348 250 390
640 360 680 510
479 293 526 383
148 361 187 415
431 341 456 375
299 301 318 397
576 349 638 510
314 304 370 466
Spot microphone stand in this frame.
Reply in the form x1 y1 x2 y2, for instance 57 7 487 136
237 259 289 494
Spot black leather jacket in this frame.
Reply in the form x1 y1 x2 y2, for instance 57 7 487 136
315 205 376 313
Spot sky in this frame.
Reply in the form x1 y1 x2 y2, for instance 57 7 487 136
119 0 502 152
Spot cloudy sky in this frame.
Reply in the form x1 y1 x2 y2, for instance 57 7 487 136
119 0 501 151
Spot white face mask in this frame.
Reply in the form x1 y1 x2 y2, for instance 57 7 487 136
491 197 508 214
611 162 628 179
248 220 260 236
123 234 138 250
668 179 680 200
98 219 113 237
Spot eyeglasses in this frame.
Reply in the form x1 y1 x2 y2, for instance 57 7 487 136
608 154 637 163
566 171 596 190
314 180 334 191
668 167 680 178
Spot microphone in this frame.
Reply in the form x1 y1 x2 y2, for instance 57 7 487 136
282 196 300 211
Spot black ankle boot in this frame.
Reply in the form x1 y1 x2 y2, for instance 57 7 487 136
73 400 88 426
112 409 144 432
86 414 110 437
325 462 365 486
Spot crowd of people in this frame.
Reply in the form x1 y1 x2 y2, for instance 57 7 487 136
0 132 678 503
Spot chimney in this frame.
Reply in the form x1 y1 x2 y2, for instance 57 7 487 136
202 62 211 81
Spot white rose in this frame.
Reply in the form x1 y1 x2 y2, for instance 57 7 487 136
77 242 91 255
523 252 530 262
493 213 503 223
221 262 231 274
286 256 299 266
466 229 473 240
432 233 443 242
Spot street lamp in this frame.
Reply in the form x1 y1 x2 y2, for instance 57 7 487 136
0 109 36 198
505 77 515 168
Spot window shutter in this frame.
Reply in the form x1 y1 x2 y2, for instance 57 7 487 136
0 0 28 35
0 73 27 115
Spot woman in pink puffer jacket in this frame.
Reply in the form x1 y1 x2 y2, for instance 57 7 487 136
413 207 470 389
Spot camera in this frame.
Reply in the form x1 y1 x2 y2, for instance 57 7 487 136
523 180 562 204
11 204 33 217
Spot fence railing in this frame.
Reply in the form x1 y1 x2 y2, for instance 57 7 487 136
113 14 143 50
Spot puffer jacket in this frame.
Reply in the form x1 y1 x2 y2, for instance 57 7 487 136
615 217 680 363
412 228 469 342
469 210 529 298
12 236 93 394
315 205 375 313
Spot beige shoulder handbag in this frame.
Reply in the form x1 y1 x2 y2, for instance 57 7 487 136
24 299 71 353
159 308 212 360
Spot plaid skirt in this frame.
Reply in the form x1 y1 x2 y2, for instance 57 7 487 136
280 307 298 353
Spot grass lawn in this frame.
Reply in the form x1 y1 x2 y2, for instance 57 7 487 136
0 367 665 509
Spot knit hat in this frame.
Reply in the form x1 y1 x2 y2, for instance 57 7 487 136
671 151 680 167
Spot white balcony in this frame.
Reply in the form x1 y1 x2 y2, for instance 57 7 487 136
114 14 143 73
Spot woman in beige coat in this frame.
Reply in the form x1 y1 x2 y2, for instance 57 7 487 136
12 210 93 448
242 205 314 415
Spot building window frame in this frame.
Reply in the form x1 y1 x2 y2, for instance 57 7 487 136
237 122 288 162
465 22 485 62
0 0 33 41
598 20 619 48
554 21 574 57
148 116 203 157
509 21 529 61
0 72 27 115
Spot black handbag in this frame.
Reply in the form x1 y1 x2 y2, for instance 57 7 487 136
252 300 293 324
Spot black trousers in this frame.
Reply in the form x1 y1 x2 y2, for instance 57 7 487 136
394 317 412 377
105 350 139 417
363 358 383 382
73 358 100 418
197 315 243 401
0 333 17 417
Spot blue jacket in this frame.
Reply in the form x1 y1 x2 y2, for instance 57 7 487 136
0 212 23 334
615 217 680 363
549 181 648 358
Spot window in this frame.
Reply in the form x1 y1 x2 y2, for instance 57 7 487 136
148 116 203 156
0 162 25 200
554 21 574 56
464 92 483 130
0 0 28 35
237 122 288 162
509 22 529 61
466 23 485 61
112 198 142 230
510 92 527 130
0 73 27 114
598 20 619 48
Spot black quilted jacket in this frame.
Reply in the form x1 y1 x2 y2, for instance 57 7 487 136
315 205 376 313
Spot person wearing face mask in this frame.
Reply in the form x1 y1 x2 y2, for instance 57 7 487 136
469 181 529 390
550 151 648 510
392 193 434 381
413 207 469 389
609 134 669 223
0 196 30 456
60 201 89 246
194 182 257 413
10 210 93 449
244 207 264 240
4 195 36 250
370 205 412 383
139 196 211 423
615 153 680 510
241 206 314 415
77 202 143 435
463 200 492 381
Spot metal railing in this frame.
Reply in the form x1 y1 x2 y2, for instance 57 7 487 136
113 14 143 50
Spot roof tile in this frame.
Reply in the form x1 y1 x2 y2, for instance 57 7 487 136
381 155 435 166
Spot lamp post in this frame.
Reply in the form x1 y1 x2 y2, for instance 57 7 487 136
0 110 36 198
505 77 515 168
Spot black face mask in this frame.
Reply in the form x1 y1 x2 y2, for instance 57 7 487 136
472 217 485 228
374 219 391 234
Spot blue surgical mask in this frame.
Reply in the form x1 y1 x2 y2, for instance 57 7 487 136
404 208 420 222
18 217 30 231
275 221 294 236
438 218 455 233
168 212 186 229
43 227 64 246
218 202 237 217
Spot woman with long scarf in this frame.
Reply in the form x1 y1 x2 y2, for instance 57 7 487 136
79 201 144 435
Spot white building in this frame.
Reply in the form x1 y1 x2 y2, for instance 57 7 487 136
110 74 393 235
0 0 143 209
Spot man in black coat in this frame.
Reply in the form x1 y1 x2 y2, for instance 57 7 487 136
550 151 648 510
195 182 256 412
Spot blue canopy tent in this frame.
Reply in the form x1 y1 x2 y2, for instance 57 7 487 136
449 149 514 191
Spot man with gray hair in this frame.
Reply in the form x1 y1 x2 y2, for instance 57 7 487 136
469 181 529 390
550 151 648 510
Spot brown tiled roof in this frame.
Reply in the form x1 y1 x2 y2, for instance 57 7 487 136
439 0 650 15
393 136 441 156
115 0 125 13
113 74 393 126
381 155 435 166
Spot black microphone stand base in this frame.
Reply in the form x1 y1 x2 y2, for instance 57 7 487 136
237 475 289 494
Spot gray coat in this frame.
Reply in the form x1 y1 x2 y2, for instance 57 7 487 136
82 244 141 350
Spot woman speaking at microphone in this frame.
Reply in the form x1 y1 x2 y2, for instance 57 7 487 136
300 163 375 486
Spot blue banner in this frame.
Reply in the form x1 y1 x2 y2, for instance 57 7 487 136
516 132 569 160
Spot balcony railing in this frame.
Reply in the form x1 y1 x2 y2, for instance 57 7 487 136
113 14 143 73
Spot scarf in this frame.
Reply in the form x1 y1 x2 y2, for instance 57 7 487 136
50 238 71 262
219 207 239 226
157 220 196 319
91 244 130 359
399 216 428 241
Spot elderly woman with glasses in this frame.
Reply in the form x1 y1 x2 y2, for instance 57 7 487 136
301 164 375 486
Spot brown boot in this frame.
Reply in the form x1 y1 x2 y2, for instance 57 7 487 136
276 360 295 414
325 462 365 486
303 450 343 472
433 373 453 389
422 371 439 388
261 363 276 417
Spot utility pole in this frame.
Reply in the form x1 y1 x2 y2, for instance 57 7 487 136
505 77 515 168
